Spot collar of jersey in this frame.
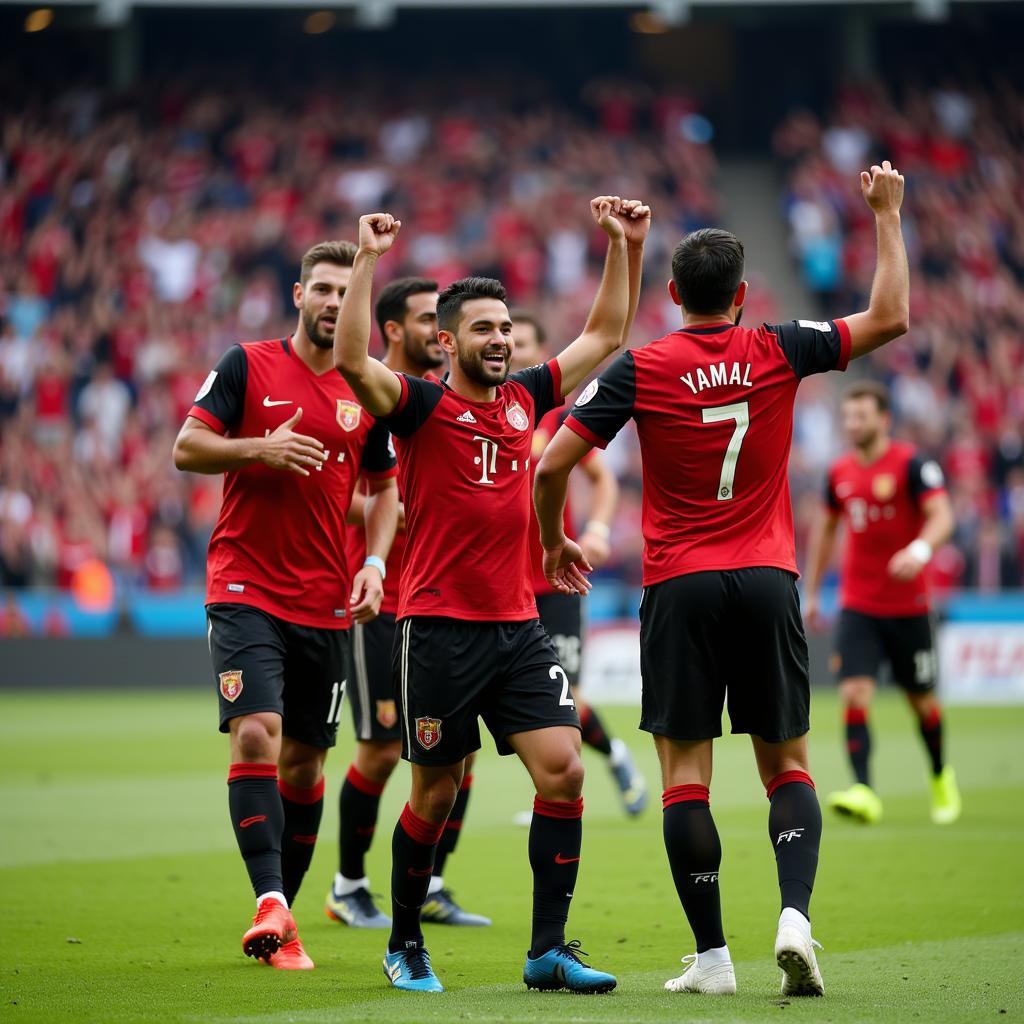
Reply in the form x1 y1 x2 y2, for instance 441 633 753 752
281 335 337 378
438 373 512 407
678 324 735 334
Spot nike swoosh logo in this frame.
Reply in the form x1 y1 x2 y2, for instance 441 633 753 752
554 853 581 865
239 815 267 828
263 396 293 407
407 866 433 877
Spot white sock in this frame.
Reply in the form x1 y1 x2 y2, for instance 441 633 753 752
697 944 732 968
257 890 288 909
427 875 444 896
779 907 811 936
334 873 368 897
609 737 628 767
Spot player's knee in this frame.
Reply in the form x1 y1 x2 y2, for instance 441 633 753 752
279 756 324 790
840 678 873 708
231 715 277 763
539 750 585 801
359 741 401 780
415 782 458 824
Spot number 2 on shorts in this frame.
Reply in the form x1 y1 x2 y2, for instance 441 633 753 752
550 665 575 707
702 400 749 501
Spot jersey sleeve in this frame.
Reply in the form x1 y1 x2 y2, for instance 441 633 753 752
563 352 636 450
383 373 445 438
508 359 563 424
359 421 398 478
187 345 247 434
908 453 947 504
772 319 852 378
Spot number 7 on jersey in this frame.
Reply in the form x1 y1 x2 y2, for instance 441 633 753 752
701 401 749 501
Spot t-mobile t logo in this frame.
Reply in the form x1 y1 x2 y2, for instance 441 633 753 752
776 828 805 845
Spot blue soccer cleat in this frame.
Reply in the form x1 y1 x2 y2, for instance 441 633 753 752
523 940 616 994
383 944 444 992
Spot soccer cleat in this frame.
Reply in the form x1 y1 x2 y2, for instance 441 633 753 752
265 936 314 970
325 885 391 929
930 765 962 825
242 897 297 961
523 939 617 994
383 945 444 992
421 888 492 927
609 738 648 816
775 920 824 997
664 953 737 994
826 783 882 824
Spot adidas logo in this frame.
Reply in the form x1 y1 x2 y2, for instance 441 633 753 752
456 410 477 423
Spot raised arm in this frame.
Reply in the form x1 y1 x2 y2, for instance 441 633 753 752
555 197 646 397
841 162 909 360
334 214 405 416
802 504 841 632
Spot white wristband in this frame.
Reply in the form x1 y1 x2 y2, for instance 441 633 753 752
363 555 386 579
907 539 933 564
583 521 611 540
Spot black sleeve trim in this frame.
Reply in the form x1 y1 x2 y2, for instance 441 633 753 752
771 319 846 378
382 374 445 437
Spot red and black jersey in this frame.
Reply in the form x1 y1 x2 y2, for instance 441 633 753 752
827 440 946 616
566 319 851 587
384 361 562 621
188 338 396 629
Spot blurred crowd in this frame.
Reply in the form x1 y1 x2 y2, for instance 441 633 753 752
1 68 1021 606
777 79 1024 590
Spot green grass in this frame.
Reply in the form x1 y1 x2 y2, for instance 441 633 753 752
2 688 1022 1023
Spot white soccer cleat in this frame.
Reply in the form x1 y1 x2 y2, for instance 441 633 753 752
775 915 824 996
664 953 737 994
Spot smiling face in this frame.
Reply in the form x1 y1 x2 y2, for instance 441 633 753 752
442 297 513 388
295 261 353 349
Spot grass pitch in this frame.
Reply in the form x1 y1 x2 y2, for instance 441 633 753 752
2 687 1022 1023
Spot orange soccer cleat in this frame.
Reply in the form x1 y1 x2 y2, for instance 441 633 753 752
265 936 315 970
242 897 297 961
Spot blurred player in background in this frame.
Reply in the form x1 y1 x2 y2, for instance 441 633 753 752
328 277 490 928
535 162 909 998
173 241 399 970
510 313 647 817
335 197 648 994
803 381 960 826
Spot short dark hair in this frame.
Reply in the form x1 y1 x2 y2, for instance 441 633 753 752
842 379 891 413
437 277 508 333
375 277 439 338
299 240 357 284
509 310 547 347
671 228 745 315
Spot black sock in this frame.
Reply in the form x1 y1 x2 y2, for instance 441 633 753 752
528 796 583 958
279 776 324 906
228 762 285 899
432 773 472 880
388 804 444 952
579 705 613 757
662 785 725 952
338 764 385 882
767 771 822 919
844 706 871 787
918 707 944 776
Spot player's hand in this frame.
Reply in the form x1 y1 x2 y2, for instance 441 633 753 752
579 528 611 569
259 408 326 476
590 196 626 241
349 565 384 624
803 594 826 633
357 213 401 258
617 198 652 247
887 546 926 582
861 161 904 215
542 537 594 596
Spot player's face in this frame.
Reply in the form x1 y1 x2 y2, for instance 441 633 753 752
298 262 353 349
509 321 542 372
447 298 513 387
398 292 444 369
842 397 888 449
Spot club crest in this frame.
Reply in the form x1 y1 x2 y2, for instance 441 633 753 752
415 716 442 749
219 670 244 703
376 700 398 729
872 473 896 501
337 400 362 432
506 401 529 432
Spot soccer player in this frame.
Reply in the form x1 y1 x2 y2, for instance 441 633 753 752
334 196 650 993
510 313 647 816
803 380 960 825
172 241 399 970
328 277 490 928
535 162 909 998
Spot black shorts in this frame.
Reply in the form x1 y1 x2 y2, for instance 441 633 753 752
834 609 938 693
207 603 350 749
393 616 581 766
350 613 401 742
535 593 584 686
639 567 810 743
